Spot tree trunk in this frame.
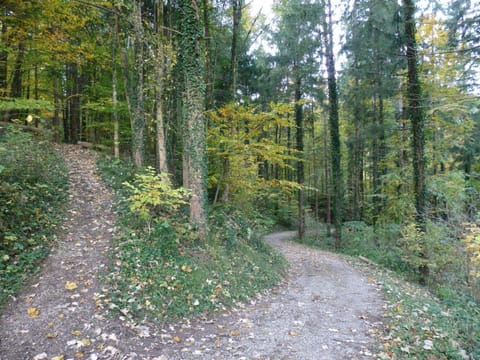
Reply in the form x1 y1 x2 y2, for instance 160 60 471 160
112 11 120 159
229 0 243 100
53 74 60 143
323 107 331 225
0 19 7 97
180 0 208 239
155 0 168 173
202 0 213 109
403 0 428 280
294 67 305 239
68 63 81 144
324 0 343 248
10 42 24 98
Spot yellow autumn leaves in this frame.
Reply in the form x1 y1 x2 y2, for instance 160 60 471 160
65 281 78 291
27 306 40 319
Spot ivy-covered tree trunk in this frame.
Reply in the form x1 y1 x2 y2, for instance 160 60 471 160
202 0 213 109
324 0 343 248
403 0 428 280
180 0 208 239
404 0 426 229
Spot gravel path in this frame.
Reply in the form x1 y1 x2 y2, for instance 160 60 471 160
0 145 384 360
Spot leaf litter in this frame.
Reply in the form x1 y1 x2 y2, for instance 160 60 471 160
0 145 386 359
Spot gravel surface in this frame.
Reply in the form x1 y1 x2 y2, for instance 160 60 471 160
0 145 384 360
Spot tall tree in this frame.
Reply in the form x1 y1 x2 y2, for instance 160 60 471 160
179 0 208 238
323 0 343 248
404 0 426 229
403 0 428 280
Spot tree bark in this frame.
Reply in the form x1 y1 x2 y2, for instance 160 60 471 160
112 11 120 159
0 19 7 97
324 0 343 248
155 0 168 174
229 0 243 100
10 42 24 98
180 0 208 239
294 67 305 239
403 0 428 281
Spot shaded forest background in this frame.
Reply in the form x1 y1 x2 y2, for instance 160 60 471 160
1 0 480 302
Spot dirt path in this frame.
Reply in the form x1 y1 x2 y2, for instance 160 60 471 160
0 145 384 360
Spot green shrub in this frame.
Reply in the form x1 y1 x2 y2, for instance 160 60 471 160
0 127 68 307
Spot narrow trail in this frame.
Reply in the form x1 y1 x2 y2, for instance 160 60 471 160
0 145 384 360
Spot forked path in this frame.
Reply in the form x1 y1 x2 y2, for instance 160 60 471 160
0 145 384 360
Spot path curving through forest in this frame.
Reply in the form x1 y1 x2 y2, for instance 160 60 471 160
0 145 384 359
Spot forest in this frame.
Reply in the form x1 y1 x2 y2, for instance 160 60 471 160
0 0 479 357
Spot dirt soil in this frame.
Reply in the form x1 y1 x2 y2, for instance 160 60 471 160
0 145 384 360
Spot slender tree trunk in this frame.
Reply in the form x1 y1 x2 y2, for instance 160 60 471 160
323 107 331 225
180 0 208 239
0 19 7 97
53 74 60 143
131 0 145 167
68 63 81 144
155 0 168 173
403 0 428 280
10 42 24 98
324 0 343 248
112 12 120 159
294 67 305 239
230 0 243 100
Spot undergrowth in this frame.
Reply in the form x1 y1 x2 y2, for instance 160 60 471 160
0 127 68 308
297 218 480 359
97 158 286 323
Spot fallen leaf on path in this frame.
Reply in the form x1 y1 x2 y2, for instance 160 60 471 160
51 356 64 360
289 330 298 336
71 330 82 336
65 281 78 290
230 329 240 336
173 336 182 343
33 353 47 360
27 307 40 319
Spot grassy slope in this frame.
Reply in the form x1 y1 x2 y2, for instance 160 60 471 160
97 158 287 324
0 129 68 308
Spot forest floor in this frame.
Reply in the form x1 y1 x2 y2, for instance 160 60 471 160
0 145 385 360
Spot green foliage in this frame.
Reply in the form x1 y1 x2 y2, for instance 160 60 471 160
207 102 300 209
98 158 286 323
123 167 190 231
0 127 68 307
